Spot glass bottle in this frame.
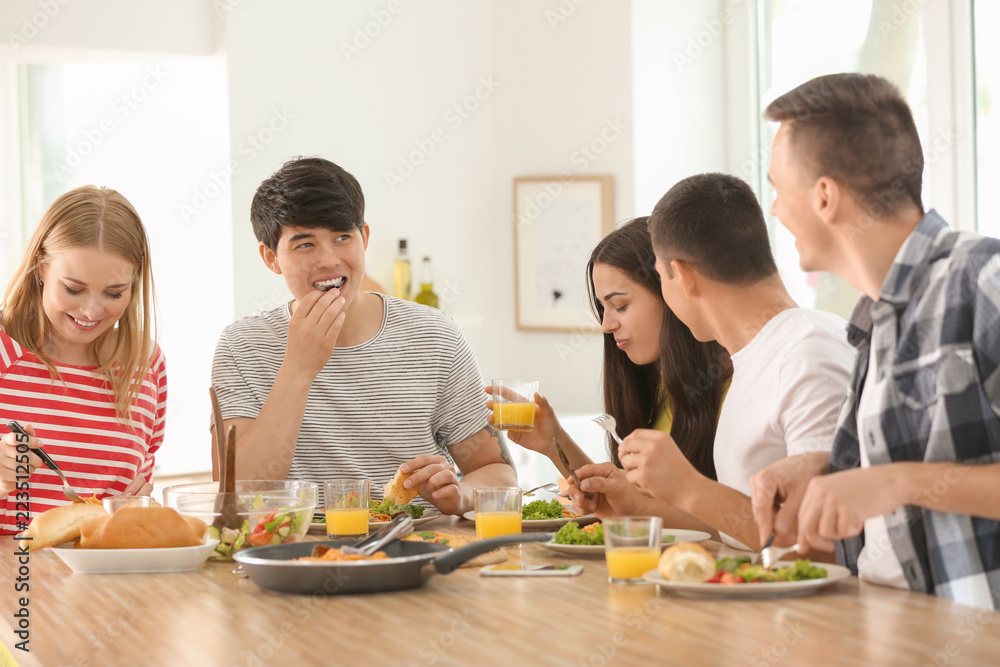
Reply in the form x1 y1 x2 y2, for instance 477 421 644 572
414 256 439 309
393 239 411 300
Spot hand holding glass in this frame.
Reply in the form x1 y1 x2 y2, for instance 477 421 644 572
491 379 539 431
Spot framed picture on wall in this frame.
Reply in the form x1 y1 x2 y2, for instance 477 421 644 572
514 175 614 332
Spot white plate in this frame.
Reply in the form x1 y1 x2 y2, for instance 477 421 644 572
542 528 712 556
461 511 600 531
51 539 220 574
308 513 440 534
642 560 851 598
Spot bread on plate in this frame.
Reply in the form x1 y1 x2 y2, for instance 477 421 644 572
658 542 717 582
78 507 207 549
19 503 109 551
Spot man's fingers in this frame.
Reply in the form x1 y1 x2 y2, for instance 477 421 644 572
576 462 614 479
400 455 444 474
579 475 618 495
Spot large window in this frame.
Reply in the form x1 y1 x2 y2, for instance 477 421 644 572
7 57 232 476
976 0 999 238
758 0 931 316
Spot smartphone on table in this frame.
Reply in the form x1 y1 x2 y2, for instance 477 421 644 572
480 564 584 577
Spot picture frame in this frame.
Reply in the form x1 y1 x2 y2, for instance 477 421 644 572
514 175 614 332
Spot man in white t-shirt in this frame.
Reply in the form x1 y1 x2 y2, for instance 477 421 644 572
611 172 854 551
210 157 515 515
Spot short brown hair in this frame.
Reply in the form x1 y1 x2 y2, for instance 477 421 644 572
649 173 777 286
764 73 924 218
251 157 366 252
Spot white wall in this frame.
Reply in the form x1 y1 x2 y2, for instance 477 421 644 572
0 0 222 61
224 0 638 418
1 0 747 479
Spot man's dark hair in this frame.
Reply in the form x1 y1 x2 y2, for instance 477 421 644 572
649 173 777 286
251 157 366 252
763 73 924 219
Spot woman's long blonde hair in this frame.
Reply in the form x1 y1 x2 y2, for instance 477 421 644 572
0 186 157 420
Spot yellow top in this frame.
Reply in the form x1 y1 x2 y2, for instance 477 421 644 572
651 377 731 433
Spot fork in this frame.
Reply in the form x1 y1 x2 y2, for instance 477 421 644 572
522 482 559 497
761 542 801 569
552 439 592 501
751 531 776 566
6 421 84 503
592 414 624 446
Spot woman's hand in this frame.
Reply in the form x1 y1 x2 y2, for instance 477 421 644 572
122 474 153 496
0 424 44 500
568 462 657 518
484 388 559 459
401 455 466 515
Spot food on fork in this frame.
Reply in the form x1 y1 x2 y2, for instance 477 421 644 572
78 507 207 549
19 503 109 551
658 542 717 582
383 466 419 505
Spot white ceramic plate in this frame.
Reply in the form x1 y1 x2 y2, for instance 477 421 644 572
642 560 851 599
308 513 440 535
541 528 712 556
51 539 220 574
461 511 600 531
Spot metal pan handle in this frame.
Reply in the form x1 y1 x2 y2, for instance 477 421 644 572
425 532 555 576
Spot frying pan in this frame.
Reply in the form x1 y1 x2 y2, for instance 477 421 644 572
233 532 553 595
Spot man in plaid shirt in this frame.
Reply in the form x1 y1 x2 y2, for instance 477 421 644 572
750 72 1000 610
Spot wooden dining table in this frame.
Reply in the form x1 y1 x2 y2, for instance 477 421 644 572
4 514 1000 666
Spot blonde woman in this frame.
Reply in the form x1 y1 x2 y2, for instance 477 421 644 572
0 186 165 534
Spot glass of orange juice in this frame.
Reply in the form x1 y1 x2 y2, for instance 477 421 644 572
474 487 522 538
603 516 663 584
324 480 370 540
491 379 539 431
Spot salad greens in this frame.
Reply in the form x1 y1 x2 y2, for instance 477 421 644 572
709 556 827 583
208 505 311 560
522 499 564 520
369 499 426 519
553 521 604 545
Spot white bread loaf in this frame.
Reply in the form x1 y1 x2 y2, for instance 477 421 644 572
78 507 207 549
658 542 717 582
19 503 109 551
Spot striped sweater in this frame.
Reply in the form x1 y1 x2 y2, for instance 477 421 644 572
0 327 167 534
210 294 489 505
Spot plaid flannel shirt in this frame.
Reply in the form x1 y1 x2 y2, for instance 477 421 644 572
830 210 1000 610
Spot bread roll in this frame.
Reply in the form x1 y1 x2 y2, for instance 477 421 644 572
78 507 207 549
383 467 419 505
19 503 109 551
658 542 717 582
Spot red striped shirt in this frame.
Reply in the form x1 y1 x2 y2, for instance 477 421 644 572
0 328 167 534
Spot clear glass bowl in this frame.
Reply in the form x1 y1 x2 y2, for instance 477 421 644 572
162 480 317 561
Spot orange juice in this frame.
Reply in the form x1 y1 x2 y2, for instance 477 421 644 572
325 508 369 537
475 511 522 538
605 547 659 580
493 402 537 430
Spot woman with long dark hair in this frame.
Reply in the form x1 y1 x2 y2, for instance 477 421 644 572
488 217 731 521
